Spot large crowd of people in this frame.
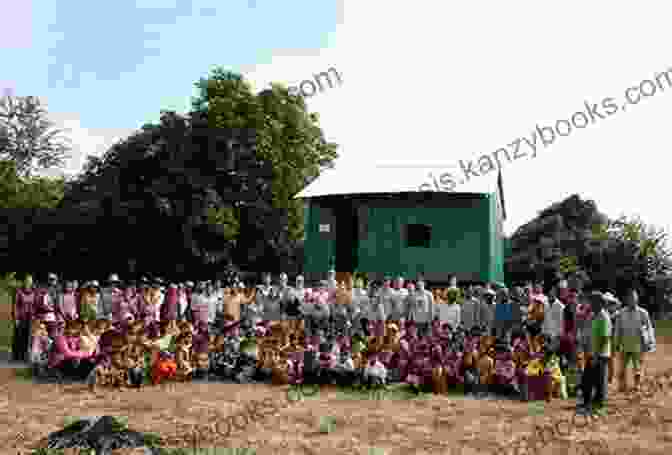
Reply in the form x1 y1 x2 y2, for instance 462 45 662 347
9 271 658 415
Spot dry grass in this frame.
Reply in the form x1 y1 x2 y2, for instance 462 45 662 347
0 340 670 455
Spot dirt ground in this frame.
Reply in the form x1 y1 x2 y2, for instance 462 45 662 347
1 297 672 455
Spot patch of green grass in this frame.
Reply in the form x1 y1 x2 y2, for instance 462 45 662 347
14 367 33 381
155 450 256 455
142 431 164 447
334 383 435 401
655 319 672 337
0 289 13 352
318 415 336 434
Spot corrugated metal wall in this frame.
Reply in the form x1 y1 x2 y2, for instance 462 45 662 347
303 194 505 284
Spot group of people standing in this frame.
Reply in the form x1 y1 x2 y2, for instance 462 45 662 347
11 272 246 363
8 271 659 414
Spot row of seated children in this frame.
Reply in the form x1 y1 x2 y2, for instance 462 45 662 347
256 318 567 401
30 319 211 388
30 316 567 400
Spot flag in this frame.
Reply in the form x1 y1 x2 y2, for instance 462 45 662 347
497 169 506 221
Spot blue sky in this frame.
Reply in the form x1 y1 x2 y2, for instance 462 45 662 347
3 1 672 238
2 0 341 174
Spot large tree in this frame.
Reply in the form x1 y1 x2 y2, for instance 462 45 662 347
197 68 339 242
49 109 263 277
506 194 672 313
0 95 71 178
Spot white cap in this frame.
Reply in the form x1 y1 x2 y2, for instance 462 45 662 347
603 292 619 304
48 273 58 280
91 280 100 287
108 274 120 283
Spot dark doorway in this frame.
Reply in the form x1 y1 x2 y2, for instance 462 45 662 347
335 200 359 273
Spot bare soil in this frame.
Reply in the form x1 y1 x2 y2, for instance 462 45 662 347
1 304 672 455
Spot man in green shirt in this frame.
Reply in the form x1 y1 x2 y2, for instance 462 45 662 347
578 291 611 415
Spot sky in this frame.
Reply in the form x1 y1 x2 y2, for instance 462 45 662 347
2 1 672 238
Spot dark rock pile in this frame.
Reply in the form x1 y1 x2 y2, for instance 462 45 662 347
44 416 162 454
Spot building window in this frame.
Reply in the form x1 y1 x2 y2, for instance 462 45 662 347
405 224 431 248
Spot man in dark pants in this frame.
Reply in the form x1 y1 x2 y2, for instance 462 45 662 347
12 275 35 362
578 291 612 416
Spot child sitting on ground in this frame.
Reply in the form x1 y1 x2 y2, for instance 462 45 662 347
30 320 53 379
174 332 194 381
79 320 101 357
125 331 149 388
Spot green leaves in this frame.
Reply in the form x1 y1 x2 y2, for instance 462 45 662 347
0 94 71 178
0 159 65 209
201 67 338 242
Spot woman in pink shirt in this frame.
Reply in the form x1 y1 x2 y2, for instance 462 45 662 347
33 280 58 337
48 320 96 380
13 275 36 362
57 280 80 323
161 283 179 320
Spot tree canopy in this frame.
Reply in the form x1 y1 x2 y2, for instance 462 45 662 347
0 95 71 178
505 194 672 314
0 69 337 279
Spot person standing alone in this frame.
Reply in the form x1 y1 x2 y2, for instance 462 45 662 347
614 286 655 393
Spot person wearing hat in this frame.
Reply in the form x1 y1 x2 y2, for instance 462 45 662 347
460 285 479 332
479 288 497 336
613 286 655 394
46 273 62 329
369 278 390 338
12 275 36 362
100 274 122 322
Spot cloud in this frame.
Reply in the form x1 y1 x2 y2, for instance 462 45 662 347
34 109 135 180
1 1 32 49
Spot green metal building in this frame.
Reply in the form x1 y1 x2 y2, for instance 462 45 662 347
294 167 507 285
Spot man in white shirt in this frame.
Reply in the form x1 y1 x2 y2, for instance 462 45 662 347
460 287 479 330
177 283 189 320
190 282 209 326
372 279 391 336
614 287 655 393
407 280 434 337
389 277 407 326
206 281 220 327
543 288 565 355
100 274 121 321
